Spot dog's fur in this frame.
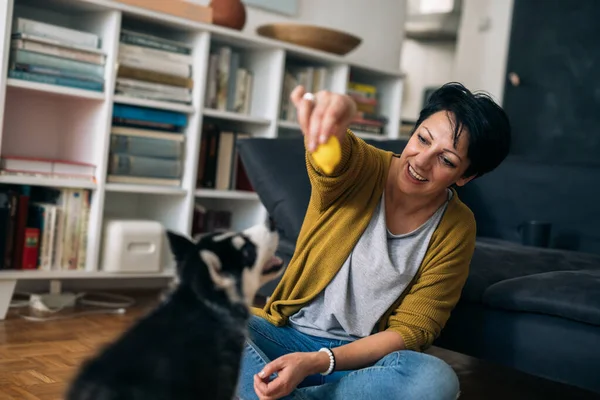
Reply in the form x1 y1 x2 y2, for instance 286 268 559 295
66 220 284 400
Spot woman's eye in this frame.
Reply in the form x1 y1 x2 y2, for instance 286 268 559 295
442 157 456 168
418 134 428 144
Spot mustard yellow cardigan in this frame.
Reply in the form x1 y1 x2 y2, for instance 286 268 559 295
252 131 476 352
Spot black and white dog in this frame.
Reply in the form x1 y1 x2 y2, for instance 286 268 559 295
67 219 284 400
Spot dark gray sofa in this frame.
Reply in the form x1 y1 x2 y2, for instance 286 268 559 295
237 135 600 394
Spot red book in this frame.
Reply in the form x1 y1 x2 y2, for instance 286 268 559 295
21 228 40 270
12 194 29 269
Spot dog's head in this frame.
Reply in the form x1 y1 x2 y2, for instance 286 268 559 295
166 218 284 306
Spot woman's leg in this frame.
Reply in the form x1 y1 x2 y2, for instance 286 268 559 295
237 316 335 400
296 350 460 400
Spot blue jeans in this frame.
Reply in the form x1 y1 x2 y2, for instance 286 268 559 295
237 316 460 400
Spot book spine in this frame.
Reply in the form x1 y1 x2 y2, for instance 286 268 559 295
118 53 191 79
76 191 90 270
14 18 100 49
118 43 193 65
21 228 40 270
12 49 104 79
120 30 191 55
116 78 191 96
117 65 193 89
115 88 192 104
112 104 188 127
216 47 231 110
3 192 18 270
110 135 184 159
12 39 106 65
9 69 104 92
109 154 183 179
226 51 239 111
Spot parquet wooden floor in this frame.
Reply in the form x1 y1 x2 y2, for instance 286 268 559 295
0 291 162 400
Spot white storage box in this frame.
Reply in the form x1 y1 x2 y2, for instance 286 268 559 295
101 219 165 273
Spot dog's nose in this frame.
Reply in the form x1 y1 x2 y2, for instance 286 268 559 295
266 216 277 232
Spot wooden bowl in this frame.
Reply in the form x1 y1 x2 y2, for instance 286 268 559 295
256 23 362 55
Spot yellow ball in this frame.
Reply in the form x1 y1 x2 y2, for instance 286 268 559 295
312 136 341 174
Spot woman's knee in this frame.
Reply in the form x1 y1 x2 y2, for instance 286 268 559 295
388 351 460 400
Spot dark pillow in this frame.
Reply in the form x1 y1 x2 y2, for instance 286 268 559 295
237 137 310 242
483 269 600 326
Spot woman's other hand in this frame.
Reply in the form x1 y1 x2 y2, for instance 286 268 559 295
253 351 330 400
290 85 357 152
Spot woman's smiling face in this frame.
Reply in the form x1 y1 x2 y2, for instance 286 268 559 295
396 110 475 197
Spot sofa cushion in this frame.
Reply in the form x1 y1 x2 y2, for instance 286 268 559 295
463 238 600 303
482 269 600 326
237 137 310 242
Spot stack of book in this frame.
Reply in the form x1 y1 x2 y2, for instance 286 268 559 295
107 103 187 186
8 17 106 92
205 45 253 113
196 123 253 192
280 65 328 122
0 185 91 271
116 30 193 104
347 81 388 135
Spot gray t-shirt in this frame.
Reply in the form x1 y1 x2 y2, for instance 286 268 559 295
288 190 451 341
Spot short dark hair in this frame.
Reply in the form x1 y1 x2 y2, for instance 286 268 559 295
413 82 511 178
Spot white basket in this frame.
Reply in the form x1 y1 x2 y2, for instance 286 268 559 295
101 219 165 273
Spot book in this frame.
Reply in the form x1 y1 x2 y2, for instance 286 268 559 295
12 17 100 49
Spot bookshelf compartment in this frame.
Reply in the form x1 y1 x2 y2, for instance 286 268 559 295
279 56 348 123
115 16 200 108
107 102 192 189
205 40 284 120
101 191 188 271
192 198 265 236
1 87 105 182
9 0 117 95
103 191 189 233
196 123 256 193
346 66 403 140
0 183 94 272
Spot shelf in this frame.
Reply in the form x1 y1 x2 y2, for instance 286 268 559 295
105 183 187 195
278 120 301 130
203 109 271 125
0 174 97 189
0 269 175 280
195 189 259 200
112 95 196 114
6 78 105 101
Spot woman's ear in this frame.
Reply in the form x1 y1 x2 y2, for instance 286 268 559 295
455 174 476 187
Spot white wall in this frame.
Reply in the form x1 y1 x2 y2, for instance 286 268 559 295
399 0 514 120
453 0 514 103
197 0 407 70
400 39 456 120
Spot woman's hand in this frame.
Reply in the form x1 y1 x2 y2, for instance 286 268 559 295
253 351 329 400
290 85 357 152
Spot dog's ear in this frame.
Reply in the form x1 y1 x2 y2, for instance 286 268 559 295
166 230 195 263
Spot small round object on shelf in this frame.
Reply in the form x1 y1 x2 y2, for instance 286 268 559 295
209 0 247 30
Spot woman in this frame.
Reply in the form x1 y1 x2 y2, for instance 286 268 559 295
237 82 511 400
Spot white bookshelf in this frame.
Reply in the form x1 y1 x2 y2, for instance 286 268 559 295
0 0 405 319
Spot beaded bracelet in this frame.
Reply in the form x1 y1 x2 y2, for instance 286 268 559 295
318 347 336 376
